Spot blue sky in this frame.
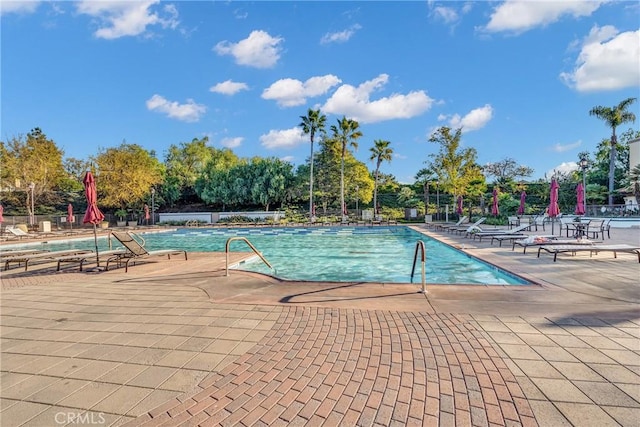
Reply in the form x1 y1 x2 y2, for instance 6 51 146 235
2 1 639 184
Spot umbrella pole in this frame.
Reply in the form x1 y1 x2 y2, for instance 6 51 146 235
93 224 100 267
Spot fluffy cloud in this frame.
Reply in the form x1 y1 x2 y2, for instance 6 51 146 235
320 24 362 44
146 94 206 122
262 75 342 107
321 74 434 123
484 0 603 34
214 30 283 68
210 80 249 95
76 0 179 39
552 140 582 153
548 162 578 178
220 137 243 149
1 1 40 15
260 127 306 149
440 104 493 132
560 26 640 92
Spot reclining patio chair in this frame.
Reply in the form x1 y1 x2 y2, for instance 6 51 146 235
470 223 532 242
106 231 188 272
432 216 468 231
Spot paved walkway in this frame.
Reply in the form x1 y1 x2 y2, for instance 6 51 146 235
0 225 638 426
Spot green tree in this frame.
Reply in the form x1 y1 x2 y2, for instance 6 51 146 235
164 136 214 206
330 116 363 219
589 97 637 205
0 128 66 214
369 139 393 215
299 108 326 219
94 143 164 211
628 164 640 206
247 157 294 210
425 127 480 201
483 157 533 193
195 148 240 209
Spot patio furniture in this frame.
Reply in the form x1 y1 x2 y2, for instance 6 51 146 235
3 249 94 271
537 244 640 262
56 249 127 272
106 231 188 272
511 236 593 254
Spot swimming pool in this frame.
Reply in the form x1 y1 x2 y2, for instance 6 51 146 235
6 227 529 285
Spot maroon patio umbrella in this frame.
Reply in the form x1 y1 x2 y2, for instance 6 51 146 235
548 179 560 234
83 171 105 267
67 203 74 230
0 204 4 223
575 183 585 215
517 191 526 216
456 196 463 215
491 188 500 216
144 204 150 225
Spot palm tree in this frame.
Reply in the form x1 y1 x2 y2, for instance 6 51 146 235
589 97 637 205
629 164 640 206
369 139 393 216
299 109 326 220
331 116 363 219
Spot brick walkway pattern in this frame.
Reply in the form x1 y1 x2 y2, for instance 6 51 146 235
126 307 537 427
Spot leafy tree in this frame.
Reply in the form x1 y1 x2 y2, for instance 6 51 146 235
0 128 66 214
589 97 637 205
93 143 164 211
164 136 214 206
425 127 481 200
194 148 241 209
483 157 533 193
330 116 363 219
299 108 326 218
247 157 294 210
369 139 393 214
628 164 640 205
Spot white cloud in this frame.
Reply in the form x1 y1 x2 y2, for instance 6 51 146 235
432 6 459 24
1 1 40 15
560 26 640 92
548 162 579 178
76 0 179 39
280 155 295 162
214 30 283 68
220 137 243 148
552 140 582 153
443 104 494 132
146 94 206 122
210 80 249 95
322 74 434 123
484 0 603 34
260 127 306 149
262 75 342 107
320 24 362 44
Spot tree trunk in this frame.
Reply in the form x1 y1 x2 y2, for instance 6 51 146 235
608 131 617 206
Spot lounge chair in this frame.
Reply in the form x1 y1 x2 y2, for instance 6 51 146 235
511 236 594 254
448 217 486 234
537 244 640 262
4 227 39 240
433 216 468 231
56 249 127 272
3 249 94 271
469 223 532 241
106 231 187 272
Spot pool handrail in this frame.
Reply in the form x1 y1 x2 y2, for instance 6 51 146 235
225 236 275 277
410 240 427 293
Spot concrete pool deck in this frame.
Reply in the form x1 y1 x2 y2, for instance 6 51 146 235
0 225 638 426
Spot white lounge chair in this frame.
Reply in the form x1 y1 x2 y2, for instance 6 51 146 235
537 244 640 262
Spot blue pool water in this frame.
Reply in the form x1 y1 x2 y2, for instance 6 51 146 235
5 227 528 285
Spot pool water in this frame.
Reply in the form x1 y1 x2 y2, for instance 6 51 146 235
8 227 528 285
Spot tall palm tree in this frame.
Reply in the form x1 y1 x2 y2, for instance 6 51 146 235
589 97 637 205
299 108 326 220
369 139 393 216
331 116 362 219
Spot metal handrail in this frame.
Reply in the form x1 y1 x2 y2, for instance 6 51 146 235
225 237 274 277
410 240 427 293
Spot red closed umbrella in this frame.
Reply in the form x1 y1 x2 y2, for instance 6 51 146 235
517 191 526 216
0 204 4 223
548 179 560 234
575 183 585 215
456 196 463 215
144 204 150 224
491 188 500 216
67 203 74 230
83 171 105 267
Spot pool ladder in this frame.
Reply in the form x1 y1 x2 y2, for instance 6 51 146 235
410 240 427 293
225 237 275 276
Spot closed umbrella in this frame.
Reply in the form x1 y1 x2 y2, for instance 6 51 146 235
0 204 4 223
517 191 526 216
144 204 150 225
456 196 463 215
575 183 585 216
491 188 499 216
548 179 560 234
83 171 105 267
67 203 74 230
